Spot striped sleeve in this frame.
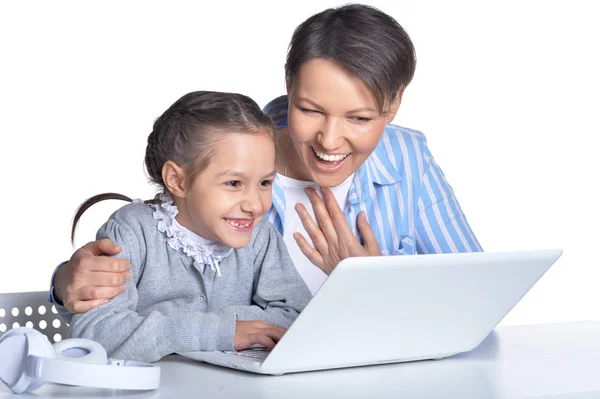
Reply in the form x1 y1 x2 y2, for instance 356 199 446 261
414 140 483 254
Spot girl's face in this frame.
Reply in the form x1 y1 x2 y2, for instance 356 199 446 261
286 58 401 187
175 131 276 248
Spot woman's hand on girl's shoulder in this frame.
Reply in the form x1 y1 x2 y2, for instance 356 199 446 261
54 238 132 313
294 187 381 274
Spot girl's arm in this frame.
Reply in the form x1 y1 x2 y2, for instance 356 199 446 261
68 219 238 363
222 222 312 327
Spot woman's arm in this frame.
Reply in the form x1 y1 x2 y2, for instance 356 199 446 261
51 239 132 314
414 143 483 254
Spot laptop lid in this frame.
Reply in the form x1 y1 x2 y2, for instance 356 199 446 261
258 249 562 374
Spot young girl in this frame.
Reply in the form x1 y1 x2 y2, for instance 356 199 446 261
67 91 312 363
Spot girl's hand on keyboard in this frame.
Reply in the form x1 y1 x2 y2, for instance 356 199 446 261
234 321 287 350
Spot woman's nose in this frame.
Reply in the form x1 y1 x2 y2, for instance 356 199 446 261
317 117 345 150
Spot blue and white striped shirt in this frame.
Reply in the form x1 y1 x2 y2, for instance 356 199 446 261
48 95 483 312
263 95 483 256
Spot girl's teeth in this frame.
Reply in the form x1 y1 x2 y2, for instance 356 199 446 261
228 220 251 228
314 149 349 162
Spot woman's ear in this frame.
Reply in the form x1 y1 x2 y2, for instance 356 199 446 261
162 161 188 198
385 87 404 123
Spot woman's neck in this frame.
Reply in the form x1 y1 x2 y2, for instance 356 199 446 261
276 126 312 182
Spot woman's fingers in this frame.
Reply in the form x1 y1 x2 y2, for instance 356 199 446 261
293 231 325 270
320 187 353 238
295 203 329 257
85 238 123 257
54 239 133 311
304 188 338 242
67 298 109 314
83 270 132 287
75 250 131 273
357 211 381 255
64 284 126 313
78 283 127 301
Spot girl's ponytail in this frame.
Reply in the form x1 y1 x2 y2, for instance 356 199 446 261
71 193 132 244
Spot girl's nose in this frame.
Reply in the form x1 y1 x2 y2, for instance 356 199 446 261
240 189 263 216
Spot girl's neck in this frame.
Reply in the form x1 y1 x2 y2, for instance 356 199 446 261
172 217 217 245
170 196 218 243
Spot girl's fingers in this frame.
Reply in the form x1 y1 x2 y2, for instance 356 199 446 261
252 335 277 350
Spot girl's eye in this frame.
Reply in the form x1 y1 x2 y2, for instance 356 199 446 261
225 181 241 188
259 179 273 187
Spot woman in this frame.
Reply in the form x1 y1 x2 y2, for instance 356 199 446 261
51 4 482 313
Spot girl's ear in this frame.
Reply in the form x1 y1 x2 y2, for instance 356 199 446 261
385 87 404 123
162 161 188 198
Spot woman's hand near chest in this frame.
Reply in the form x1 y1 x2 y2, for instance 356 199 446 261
293 187 381 274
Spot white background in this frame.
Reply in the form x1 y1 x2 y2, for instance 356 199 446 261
0 1 598 326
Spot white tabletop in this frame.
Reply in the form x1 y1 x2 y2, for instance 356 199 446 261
2 321 599 399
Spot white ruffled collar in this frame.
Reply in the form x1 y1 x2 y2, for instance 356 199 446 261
148 192 233 276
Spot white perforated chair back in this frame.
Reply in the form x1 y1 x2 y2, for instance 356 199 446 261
0 291 68 343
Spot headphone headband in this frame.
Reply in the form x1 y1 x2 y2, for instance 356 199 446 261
28 356 160 390
0 327 160 393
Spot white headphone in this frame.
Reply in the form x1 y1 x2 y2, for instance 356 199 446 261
0 327 160 393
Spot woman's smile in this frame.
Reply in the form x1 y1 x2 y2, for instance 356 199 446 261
311 146 352 171
286 58 399 187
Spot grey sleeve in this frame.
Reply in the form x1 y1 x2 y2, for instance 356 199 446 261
48 262 73 324
230 222 312 328
68 217 237 362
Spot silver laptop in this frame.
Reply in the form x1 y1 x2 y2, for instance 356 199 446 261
178 249 562 375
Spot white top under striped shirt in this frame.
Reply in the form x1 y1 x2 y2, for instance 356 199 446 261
49 95 483 308
277 173 354 294
263 95 483 262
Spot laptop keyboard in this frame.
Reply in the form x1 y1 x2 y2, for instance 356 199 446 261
222 347 271 360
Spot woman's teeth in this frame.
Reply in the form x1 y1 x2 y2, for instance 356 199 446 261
226 220 252 228
314 149 350 162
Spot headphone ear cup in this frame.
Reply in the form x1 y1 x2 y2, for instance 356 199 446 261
54 338 108 365
0 328 29 391
22 329 56 392
0 328 55 394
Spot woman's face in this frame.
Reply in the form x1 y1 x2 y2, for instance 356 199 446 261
286 58 401 187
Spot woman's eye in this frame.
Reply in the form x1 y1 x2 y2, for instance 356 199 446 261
225 181 241 187
300 108 321 114
350 116 371 123
259 179 273 187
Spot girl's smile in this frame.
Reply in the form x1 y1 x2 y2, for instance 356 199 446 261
224 218 255 232
171 131 276 249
